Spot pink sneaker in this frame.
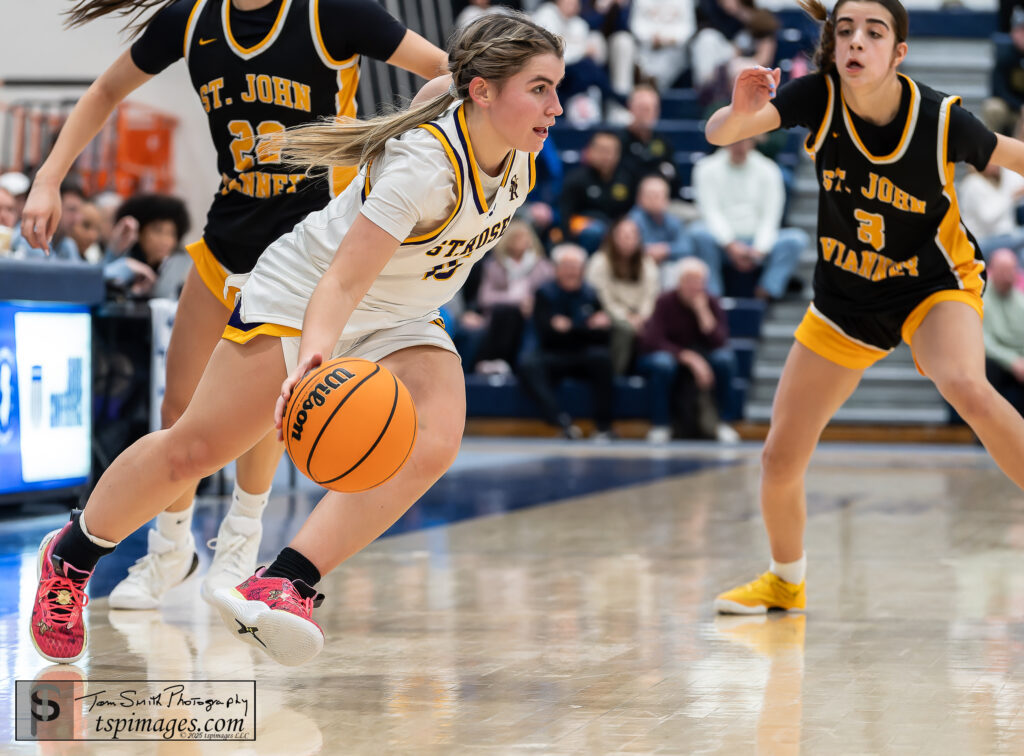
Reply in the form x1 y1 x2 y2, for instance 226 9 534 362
210 568 324 666
30 524 93 664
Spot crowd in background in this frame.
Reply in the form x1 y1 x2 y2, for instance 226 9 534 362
8 0 1024 439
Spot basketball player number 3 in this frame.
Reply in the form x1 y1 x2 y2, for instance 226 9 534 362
853 209 886 252
228 120 286 172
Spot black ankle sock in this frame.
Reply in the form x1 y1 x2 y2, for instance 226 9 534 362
53 512 115 574
263 547 321 590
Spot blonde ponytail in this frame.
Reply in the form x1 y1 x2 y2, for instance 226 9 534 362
273 12 564 171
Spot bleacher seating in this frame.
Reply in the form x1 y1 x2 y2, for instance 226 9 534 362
464 298 766 424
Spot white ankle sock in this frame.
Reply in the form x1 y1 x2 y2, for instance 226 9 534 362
156 504 193 546
229 483 270 520
79 511 118 548
770 552 806 585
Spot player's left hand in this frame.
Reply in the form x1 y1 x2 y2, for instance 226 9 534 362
275 352 323 439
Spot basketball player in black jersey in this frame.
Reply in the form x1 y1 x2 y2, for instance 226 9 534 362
706 0 1024 613
20 0 447 610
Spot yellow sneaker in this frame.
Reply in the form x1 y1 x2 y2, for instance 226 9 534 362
714 571 806 614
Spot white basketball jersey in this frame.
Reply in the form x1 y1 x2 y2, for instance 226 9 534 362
229 101 535 339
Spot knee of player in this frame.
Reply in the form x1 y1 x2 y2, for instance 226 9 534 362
165 434 222 482
414 418 464 479
934 372 993 418
760 435 807 479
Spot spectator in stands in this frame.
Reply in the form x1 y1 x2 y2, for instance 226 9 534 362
69 201 105 263
11 179 85 262
985 6 1024 136
107 194 193 300
473 220 556 375
618 85 683 198
636 257 739 442
585 216 661 373
534 0 622 125
93 191 126 250
958 161 1024 258
559 129 636 252
517 243 616 439
984 248 1024 417
580 0 636 98
0 187 16 255
690 137 806 300
628 174 695 268
693 8 780 111
0 172 30 222
455 0 510 28
0 187 18 230
630 0 696 91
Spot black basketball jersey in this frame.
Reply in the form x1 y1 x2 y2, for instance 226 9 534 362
804 71 986 315
179 0 373 271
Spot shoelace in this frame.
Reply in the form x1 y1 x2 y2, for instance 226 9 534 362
39 575 89 626
124 550 169 584
271 587 324 617
207 534 255 577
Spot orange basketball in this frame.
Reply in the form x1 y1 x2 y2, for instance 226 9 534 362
283 358 417 493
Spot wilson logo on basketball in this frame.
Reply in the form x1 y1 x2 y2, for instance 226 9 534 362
283 357 418 493
290 366 356 441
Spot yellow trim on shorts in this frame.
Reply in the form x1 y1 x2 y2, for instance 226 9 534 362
794 306 890 370
901 289 983 347
185 238 235 311
222 321 302 345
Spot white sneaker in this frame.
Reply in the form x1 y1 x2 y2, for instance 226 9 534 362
716 422 741 443
646 425 671 443
108 529 199 610
200 514 262 604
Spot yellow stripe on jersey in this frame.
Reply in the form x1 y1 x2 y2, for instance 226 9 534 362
312 0 359 68
402 123 464 245
455 104 490 214
185 237 236 311
223 321 302 345
901 289 983 355
794 304 890 370
499 151 515 187
935 98 985 297
224 0 291 57
804 74 834 157
329 65 361 197
183 0 206 60
528 152 536 193
841 74 920 164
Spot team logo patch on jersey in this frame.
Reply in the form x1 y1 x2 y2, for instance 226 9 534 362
509 175 519 201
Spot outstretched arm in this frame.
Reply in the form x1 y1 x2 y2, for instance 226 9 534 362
705 65 783 146
989 133 1024 177
387 29 449 81
22 51 152 250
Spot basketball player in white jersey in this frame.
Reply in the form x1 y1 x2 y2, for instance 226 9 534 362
30 12 565 667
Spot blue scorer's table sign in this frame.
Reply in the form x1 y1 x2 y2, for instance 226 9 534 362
0 302 91 496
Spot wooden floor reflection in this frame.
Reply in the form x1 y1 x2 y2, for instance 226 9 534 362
5 441 1024 754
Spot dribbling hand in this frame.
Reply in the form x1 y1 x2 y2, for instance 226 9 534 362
732 65 780 115
274 352 323 440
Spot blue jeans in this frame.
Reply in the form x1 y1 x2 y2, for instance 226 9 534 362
637 346 738 425
688 225 808 299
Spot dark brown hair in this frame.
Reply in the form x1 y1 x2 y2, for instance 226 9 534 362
64 0 176 38
798 0 909 73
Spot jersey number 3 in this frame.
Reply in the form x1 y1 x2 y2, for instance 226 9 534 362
228 120 286 172
853 209 885 252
